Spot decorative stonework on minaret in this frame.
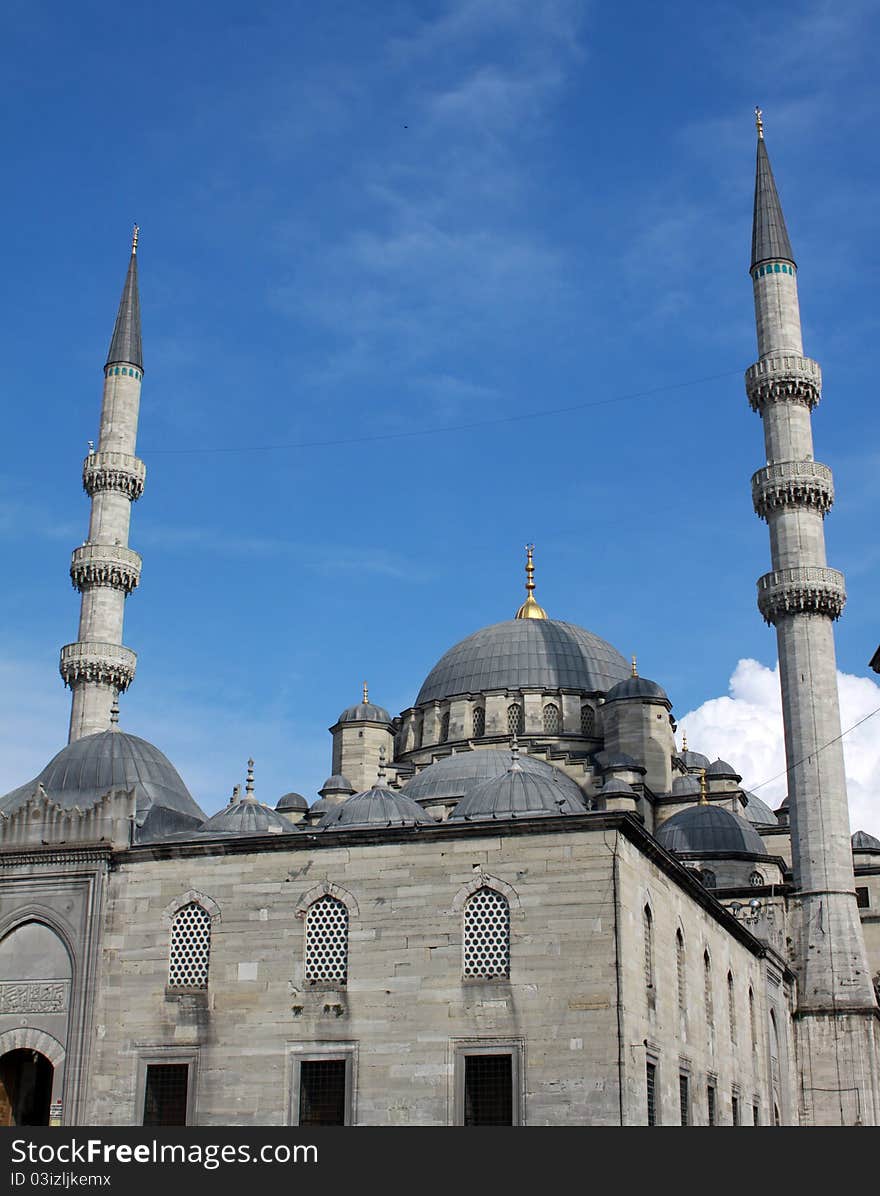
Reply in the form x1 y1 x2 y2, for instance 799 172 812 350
746 112 879 1125
60 227 147 741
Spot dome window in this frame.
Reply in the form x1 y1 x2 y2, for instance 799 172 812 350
580 704 595 737
472 706 485 738
305 895 349 985
168 902 211 989
507 704 523 737
643 905 655 1010
749 870 764 887
543 703 560 735
700 869 717 889
439 711 450 744
728 971 737 1044
463 887 510 979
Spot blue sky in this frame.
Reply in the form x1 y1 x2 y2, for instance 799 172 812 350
1 0 878 827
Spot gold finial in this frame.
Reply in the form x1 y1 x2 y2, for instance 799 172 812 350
515 543 548 620
363 680 369 704
131 224 139 255
699 768 708 805
631 655 638 678
755 106 764 140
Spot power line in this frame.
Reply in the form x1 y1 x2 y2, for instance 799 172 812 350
141 367 744 457
749 704 880 794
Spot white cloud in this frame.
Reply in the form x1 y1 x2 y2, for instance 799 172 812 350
678 658 880 839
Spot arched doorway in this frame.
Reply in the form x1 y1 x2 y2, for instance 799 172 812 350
0 1049 53 1126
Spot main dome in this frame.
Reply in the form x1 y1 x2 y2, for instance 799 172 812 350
415 618 630 706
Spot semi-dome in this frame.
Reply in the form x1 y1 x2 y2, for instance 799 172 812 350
276 792 308 813
852 830 880 851
656 804 767 856
706 759 742 780
401 748 584 806
0 730 204 833
318 786 434 830
450 746 587 821
415 618 629 706
604 676 669 705
743 791 776 826
199 796 294 837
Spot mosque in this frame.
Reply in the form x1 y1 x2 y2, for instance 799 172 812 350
0 114 878 1127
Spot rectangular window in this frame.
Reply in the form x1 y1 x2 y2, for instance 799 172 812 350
299 1059 347 1126
753 1103 760 1126
143 1064 189 1126
732 1093 739 1125
646 1061 657 1126
679 1074 690 1126
856 887 869 909
707 1083 717 1126
453 1041 523 1126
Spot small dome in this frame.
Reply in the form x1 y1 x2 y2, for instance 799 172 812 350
706 759 742 780
679 749 711 772
319 775 356 797
199 797 295 837
451 753 586 821
596 750 645 774
852 830 880 851
318 786 434 830
0 730 204 831
276 792 308 813
600 778 636 798
604 676 670 704
742 791 777 826
401 748 584 806
656 804 767 856
671 775 702 797
335 701 393 726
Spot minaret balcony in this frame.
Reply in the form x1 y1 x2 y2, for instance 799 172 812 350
70 544 142 594
745 354 821 412
82 451 146 501
59 641 137 691
756 566 846 625
751 460 834 520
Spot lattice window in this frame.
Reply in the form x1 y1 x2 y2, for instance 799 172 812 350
507 704 523 736
580 704 595 737
305 895 349 984
749 870 764 887
646 1061 657 1126
707 1083 716 1126
679 1074 689 1126
168 902 211 989
676 930 686 1015
439 711 450 743
749 987 756 1053
543 703 560 735
472 706 485 737
704 951 713 1025
643 905 655 1007
143 1064 189 1126
463 887 510 978
728 971 737 1043
414 719 423 749
701 869 716 889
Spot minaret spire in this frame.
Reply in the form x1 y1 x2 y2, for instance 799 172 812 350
745 114 879 1124
60 231 148 741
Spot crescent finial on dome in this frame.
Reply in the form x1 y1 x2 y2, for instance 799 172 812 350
515 544 548 620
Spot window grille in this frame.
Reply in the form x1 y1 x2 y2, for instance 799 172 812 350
728 972 737 1043
168 902 211 989
749 870 764 887
580 704 595 737
414 719 423 749
704 952 713 1026
463 1054 513 1125
646 1061 657 1126
701 869 716 889
299 1059 347 1126
305 895 349 984
143 1064 188 1126
707 1083 716 1126
749 987 756 1053
463 887 510 979
643 906 655 1007
472 706 485 737
676 930 686 1015
543 703 560 735
679 1074 690 1126
439 711 450 743
856 886 869 909
507 704 523 736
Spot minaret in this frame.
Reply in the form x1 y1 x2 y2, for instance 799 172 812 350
60 228 146 741
746 111 879 1124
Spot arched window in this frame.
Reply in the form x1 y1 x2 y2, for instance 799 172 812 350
727 971 737 1043
463 887 510 979
643 905 655 1008
472 706 485 738
507 704 523 736
703 951 713 1025
439 711 450 744
769 1008 779 1072
749 870 764 887
749 987 756 1054
305 895 349 985
676 929 686 1016
168 902 212 989
414 718 423 749
580 704 595 737
701 869 717 889
543 703 560 735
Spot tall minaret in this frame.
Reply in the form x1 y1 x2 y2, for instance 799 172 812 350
746 110 879 1124
60 228 146 741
